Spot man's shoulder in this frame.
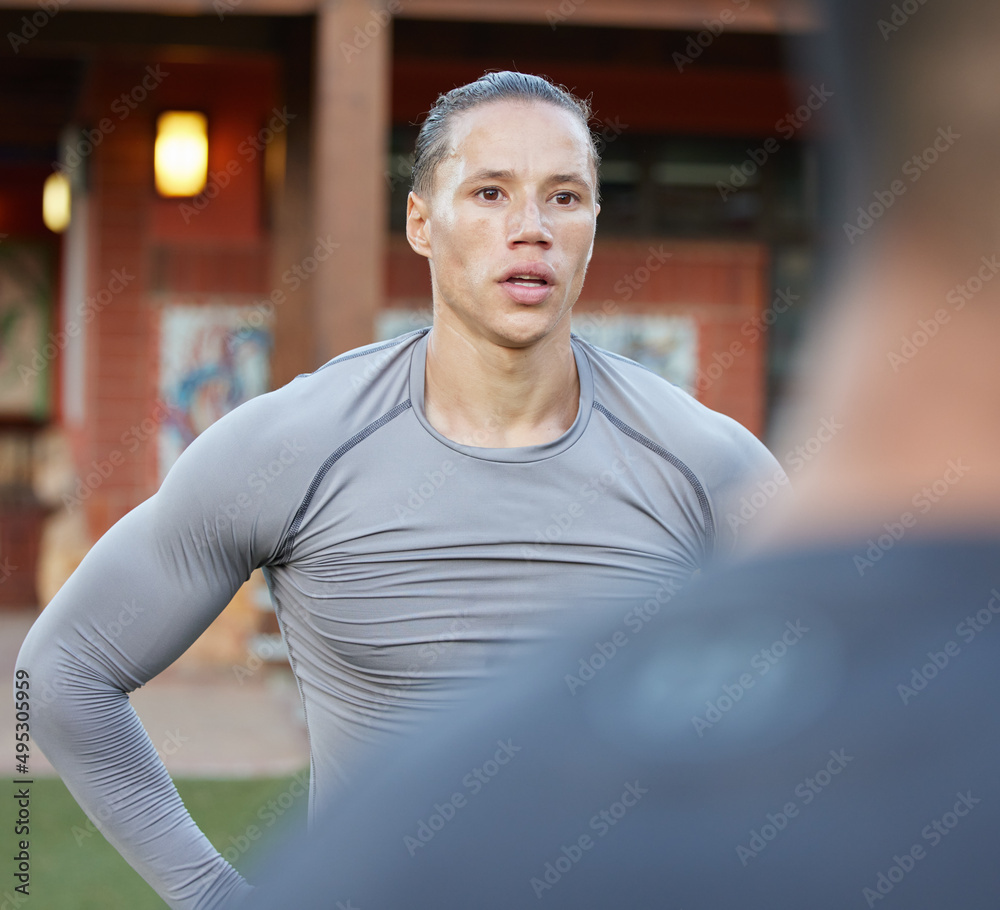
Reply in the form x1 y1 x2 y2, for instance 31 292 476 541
576 334 759 452
296 327 428 388
194 329 425 459
262 328 425 415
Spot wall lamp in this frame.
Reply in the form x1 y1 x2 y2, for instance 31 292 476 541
42 171 71 233
154 111 208 197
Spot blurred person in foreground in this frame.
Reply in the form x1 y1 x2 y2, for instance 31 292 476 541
243 3 1000 908
14 71 781 909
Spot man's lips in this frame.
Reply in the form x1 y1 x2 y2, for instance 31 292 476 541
498 263 556 305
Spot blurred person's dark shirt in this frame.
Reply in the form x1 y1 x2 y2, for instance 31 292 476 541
243 535 1000 908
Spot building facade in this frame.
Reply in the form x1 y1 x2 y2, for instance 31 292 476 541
0 0 821 655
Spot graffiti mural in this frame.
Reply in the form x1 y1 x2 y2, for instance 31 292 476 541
158 304 271 479
0 242 53 420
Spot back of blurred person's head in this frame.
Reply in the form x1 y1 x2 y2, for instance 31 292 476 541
762 0 1000 545
820 0 1000 258
237 12 1000 909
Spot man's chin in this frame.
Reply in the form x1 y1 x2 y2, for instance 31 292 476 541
433 297 574 351
484 318 566 350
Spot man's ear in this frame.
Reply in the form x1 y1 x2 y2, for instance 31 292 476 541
585 203 600 264
406 192 432 260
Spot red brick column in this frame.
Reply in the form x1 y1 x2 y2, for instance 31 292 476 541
313 0 391 360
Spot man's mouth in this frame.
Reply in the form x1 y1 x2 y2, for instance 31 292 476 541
498 264 556 304
504 275 549 287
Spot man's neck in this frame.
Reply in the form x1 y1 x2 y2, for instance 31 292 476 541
760 237 1000 548
423 317 580 449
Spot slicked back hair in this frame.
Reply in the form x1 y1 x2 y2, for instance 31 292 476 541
410 71 600 199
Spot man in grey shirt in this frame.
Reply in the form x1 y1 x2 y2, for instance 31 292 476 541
16 71 782 908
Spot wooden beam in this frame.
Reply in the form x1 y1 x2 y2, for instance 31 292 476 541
395 0 820 32
393 59 807 138
0 0 821 32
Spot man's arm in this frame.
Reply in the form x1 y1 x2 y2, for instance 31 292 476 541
15 395 306 909
701 416 790 560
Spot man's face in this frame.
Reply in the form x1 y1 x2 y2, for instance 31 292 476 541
406 100 600 349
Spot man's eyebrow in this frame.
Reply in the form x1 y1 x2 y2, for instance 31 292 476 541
460 169 594 191
549 173 593 190
462 168 516 183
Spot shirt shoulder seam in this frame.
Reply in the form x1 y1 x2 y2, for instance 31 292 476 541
592 399 716 556
276 399 414 563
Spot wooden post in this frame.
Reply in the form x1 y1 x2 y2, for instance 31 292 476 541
312 0 391 362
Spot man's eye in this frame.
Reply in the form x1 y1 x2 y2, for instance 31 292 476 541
553 192 577 205
477 187 503 201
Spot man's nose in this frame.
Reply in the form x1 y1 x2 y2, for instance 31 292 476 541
507 198 553 247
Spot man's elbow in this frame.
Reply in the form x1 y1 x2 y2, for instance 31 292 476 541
15 623 121 746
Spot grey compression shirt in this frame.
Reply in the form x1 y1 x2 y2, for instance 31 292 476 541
16 328 784 908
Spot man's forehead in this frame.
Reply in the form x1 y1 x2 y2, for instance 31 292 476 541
441 100 595 179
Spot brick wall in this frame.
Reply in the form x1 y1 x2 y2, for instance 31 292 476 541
578 239 768 436
72 55 770 542
75 56 278 539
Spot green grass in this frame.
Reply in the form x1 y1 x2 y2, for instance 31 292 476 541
4 773 308 909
